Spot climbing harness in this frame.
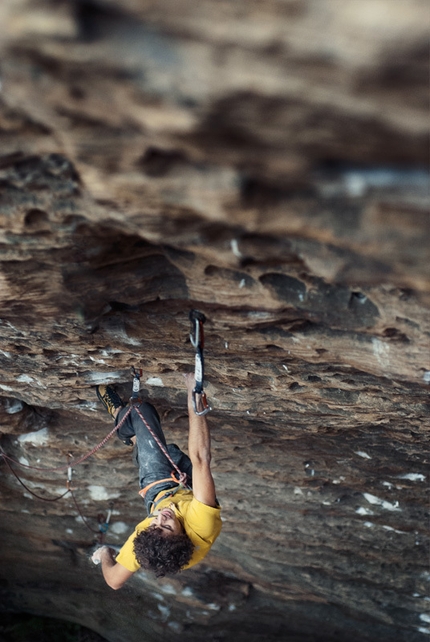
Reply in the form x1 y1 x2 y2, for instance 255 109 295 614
189 309 212 416
138 471 186 500
147 485 184 514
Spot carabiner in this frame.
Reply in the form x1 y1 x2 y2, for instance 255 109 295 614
189 310 212 415
192 390 212 416
190 310 206 349
129 366 143 404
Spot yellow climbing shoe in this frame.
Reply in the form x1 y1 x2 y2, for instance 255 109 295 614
96 385 124 418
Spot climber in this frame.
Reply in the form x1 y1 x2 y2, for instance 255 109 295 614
91 373 221 588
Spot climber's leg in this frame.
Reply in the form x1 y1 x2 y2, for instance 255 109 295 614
167 444 193 488
116 402 179 503
97 386 188 510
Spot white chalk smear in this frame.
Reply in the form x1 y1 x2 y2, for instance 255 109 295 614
89 356 106 364
87 371 124 384
398 473 426 482
110 521 128 535
382 525 407 534
167 622 182 633
157 604 170 621
372 338 390 369
146 377 164 387
356 507 374 516
87 485 120 501
231 239 242 258
355 451 371 459
16 374 34 384
5 399 24 414
363 493 401 511
181 587 193 597
18 427 49 446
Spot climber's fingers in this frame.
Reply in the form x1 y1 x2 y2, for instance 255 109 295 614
91 545 109 565
183 372 195 392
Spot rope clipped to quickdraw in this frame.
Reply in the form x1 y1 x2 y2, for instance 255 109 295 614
189 309 212 416
97 502 114 544
130 366 142 403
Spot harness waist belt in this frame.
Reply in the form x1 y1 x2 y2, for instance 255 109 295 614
139 472 182 499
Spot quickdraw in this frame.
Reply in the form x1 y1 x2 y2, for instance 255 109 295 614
130 366 142 404
189 309 212 416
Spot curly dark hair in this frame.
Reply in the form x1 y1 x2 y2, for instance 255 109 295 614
133 527 194 577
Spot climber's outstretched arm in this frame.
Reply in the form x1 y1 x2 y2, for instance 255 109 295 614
92 546 134 590
183 373 217 508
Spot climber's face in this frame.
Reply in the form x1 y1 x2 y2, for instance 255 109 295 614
150 506 183 537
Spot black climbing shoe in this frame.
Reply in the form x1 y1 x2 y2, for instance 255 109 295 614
96 385 124 418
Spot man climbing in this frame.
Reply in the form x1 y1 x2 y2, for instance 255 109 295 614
91 373 221 588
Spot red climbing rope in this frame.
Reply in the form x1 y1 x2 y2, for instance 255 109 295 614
0 409 136 543
133 404 188 486
2 453 70 502
69 486 107 542
1 443 112 542
0 406 133 473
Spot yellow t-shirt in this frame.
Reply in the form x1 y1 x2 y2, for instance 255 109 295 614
116 489 222 573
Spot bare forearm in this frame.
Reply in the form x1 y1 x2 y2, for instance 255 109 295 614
100 547 117 582
187 391 211 464
93 546 131 590
184 374 216 506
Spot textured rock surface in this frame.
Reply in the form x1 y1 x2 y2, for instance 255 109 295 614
0 1 429 641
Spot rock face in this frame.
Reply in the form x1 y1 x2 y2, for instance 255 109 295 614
0 1 429 641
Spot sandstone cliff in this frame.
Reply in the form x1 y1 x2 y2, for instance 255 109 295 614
0 1 429 641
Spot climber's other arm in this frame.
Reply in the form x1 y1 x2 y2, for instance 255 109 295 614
92 546 134 590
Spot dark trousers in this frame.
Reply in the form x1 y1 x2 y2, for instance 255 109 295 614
115 402 192 513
